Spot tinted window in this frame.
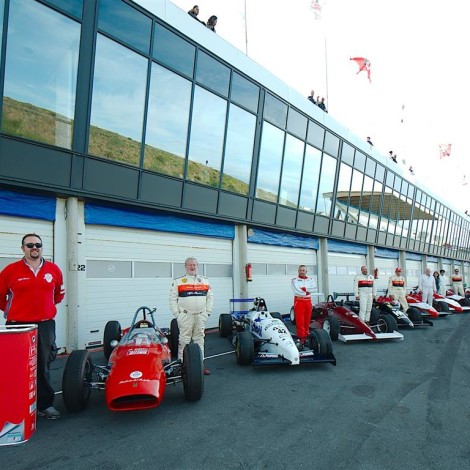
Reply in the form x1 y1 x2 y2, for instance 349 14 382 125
43 0 82 18
256 122 284 202
287 108 307 139
231 72 259 113
98 0 151 54
341 142 354 165
153 23 195 78
299 145 321 212
187 86 227 185
196 51 230 97
307 120 325 149
89 35 147 166
221 104 256 195
279 135 304 207
324 131 339 157
264 93 287 128
316 154 337 216
354 150 366 171
2 0 80 149
144 63 191 177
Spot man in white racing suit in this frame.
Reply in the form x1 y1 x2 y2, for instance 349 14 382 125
387 267 409 312
451 268 465 296
169 257 213 375
439 269 449 296
291 265 317 347
418 267 436 306
354 265 376 322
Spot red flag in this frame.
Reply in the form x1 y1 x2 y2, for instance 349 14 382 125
310 0 324 20
350 57 371 82
439 144 451 159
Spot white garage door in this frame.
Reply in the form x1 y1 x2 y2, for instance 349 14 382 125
82 225 233 348
406 260 423 291
375 258 399 295
328 253 366 299
246 244 318 315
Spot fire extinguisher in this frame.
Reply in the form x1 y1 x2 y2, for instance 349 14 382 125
373 267 379 279
245 263 253 282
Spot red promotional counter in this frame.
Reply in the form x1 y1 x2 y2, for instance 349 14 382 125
0 324 38 446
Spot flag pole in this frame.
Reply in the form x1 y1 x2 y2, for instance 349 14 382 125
324 36 329 108
244 0 248 56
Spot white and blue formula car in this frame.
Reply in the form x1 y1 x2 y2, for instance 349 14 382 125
218 298 336 367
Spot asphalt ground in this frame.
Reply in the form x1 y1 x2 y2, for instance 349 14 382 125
2 313 470 470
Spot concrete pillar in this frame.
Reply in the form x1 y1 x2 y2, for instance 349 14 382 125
234 225 249 299
318 237 329 301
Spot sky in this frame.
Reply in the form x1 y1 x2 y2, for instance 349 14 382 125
169 0 470 214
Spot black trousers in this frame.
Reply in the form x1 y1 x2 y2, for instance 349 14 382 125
7 319 57 410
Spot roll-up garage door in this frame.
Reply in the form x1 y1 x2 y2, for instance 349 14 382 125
406 260 422 291
82 226 233 348
246 244 317 315
374 258 398 295
328 253 366 298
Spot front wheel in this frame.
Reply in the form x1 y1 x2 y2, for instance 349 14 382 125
62 350 93 412
170 318 180 359
407 307 423 324
375 314 397 333
182 343 204 401
289 306 296 324
103 320 121 361
218 314 233 337
235 331 254 366
309 328 333 356
322 316 340 341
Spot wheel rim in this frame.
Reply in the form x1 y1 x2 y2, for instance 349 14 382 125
376 318 387 333
323 320 331 333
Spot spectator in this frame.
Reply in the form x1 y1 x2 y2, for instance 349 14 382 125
433 271 441 293
366 136 373 146
409 166 415 175
187 5 205 24
418 267 436 306
206 15 217 32
318 97 328 113
439 269 449 296
389 151 397 163
307 90 316 104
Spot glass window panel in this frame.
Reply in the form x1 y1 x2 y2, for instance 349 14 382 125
256 121 284 202
44 0 83 18
134 261 172 278
221 104 256 195
86 260 132 278
187 86 227 185
268 264 286 275
349 169 364 223
299 144 321 212
205 264 233 277
354 151 366 172
279 135 304 207
386 170 394 188
287 108 307 139
341 142 354 165
307 120 325 149
153 23 195 78
376 163 385 182
0 0 4 57
231 72 259 113
394 174 402 192
98 0 151 54
316 154 337 216
1 0 80 149
324 131 339 157
89 35 147 166
264 93 287 128
337 163 353 194
196 51 230 97
365 157 376 178
144 63 191 178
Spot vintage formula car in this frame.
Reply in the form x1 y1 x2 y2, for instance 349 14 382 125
218 298 336 367
374 294 433 327
62 306 203 412
407 288 449 317
309 293 404 343
445 289 470 310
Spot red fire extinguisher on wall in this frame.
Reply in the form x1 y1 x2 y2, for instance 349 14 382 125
245 263 253 282
373 267 379 279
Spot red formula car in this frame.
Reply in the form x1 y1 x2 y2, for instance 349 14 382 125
62 306 203 412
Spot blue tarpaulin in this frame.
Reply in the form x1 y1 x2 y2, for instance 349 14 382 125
0 189 56 221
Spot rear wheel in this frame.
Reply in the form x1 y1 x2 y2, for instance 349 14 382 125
62 350 93 412
183 343 204 401
434 301 450 312
289 306 296 324
407 307 423 323
235 331 254 366
218 314 233 337
375 314 397 333
309 328 333 356
170 318 180 359
369 307 381 324
322 316 340 341
103 321 121 361
459 298 470 307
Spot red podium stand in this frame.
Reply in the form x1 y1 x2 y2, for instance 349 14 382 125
0 324 38 446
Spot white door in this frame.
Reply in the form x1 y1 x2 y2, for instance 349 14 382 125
247 244 318 315
328 253 366 300
375 258 399 295
406 260 423 292
82 225 233 348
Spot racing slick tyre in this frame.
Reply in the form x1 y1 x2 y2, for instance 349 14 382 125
218 313 233 337
407 307 423 324
434 301 450 313
103 320 122 361
182 343 204 401
270 312 282 320
170 318 180 359
322 316 340 341
459 298 470 307
62 350 93 412
369 307 381 324
235 331 254 366
289 306 296 325
309 328 333 357
375 314 397 333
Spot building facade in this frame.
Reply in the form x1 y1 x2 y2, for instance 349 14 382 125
1 0 469 350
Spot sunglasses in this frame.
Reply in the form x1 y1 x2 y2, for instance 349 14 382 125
24 243 43 249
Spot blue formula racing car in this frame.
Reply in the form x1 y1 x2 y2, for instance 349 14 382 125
218 298 336 367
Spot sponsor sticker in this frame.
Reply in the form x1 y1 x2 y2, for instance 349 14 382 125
130 370 143 379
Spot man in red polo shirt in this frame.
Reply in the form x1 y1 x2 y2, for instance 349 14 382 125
0 234 65 420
